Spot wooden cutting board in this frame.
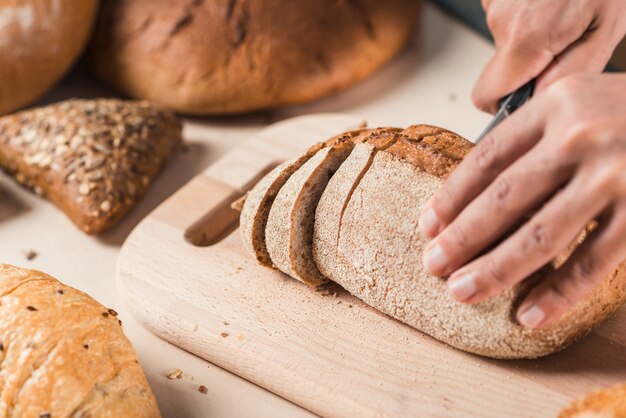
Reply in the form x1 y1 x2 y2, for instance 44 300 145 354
117 114 626 418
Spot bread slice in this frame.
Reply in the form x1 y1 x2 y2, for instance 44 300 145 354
559 383 626 418
331 125 626 358
313 128 400 280
240 130 365 267
265 130 379 285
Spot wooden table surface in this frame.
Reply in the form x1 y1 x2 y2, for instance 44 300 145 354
0 4 510 417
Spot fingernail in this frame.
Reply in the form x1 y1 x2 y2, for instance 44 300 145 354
518 305 545 328
419 207 443 237
423 244 449 274
448 273 477 301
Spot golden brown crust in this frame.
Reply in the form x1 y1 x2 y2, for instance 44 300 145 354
0 0 99 115
0 99 183 234
385 124 474 177
89 0 421 114
0 264 161 418
560 384 626 418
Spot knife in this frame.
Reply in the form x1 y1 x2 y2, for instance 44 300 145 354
475 79 536 144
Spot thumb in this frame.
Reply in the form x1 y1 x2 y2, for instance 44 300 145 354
472 44 553 114
536 26 624 94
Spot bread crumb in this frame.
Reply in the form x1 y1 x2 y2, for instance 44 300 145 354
220 332 229 338
198 385 208 394
223 321 230 326
24 250 38 261
166 369 183 380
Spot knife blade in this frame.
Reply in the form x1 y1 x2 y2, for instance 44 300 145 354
475 79 536 144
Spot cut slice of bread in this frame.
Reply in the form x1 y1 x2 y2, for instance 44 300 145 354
313 128 400 281
331 125 626 358
265 130 376 285
240 130 365 267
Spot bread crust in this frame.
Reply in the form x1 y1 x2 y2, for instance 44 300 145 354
0 99 182 234
559 384 626 418
89 0 420 114
0 264 161 417
0 0 99 115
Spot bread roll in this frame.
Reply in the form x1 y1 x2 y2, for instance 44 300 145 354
0 264 161 417
0 0 99 115
0 99 183 234
560 384 626 418
243 125 626 359
89 0 420 114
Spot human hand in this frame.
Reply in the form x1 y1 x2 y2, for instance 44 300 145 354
473 0 626 113
420 73 626 328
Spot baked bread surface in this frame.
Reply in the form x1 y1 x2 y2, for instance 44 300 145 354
89 0 420 114
0 264 161 418
0 0 99 115
0 99 183 234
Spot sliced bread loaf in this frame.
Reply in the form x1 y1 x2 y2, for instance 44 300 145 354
313 128 400 280
240 130 365 267
265 130 376 285
332 125 626 358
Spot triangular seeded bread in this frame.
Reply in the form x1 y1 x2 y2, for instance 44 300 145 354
0 99 182 234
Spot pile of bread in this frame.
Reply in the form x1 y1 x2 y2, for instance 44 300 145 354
0 0 420 116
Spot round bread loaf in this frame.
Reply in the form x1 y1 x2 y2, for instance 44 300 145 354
0 264 161 417
560 384 626 418
0 0 99 115
89 0 421 114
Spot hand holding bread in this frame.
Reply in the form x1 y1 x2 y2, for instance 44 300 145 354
422 73 626 329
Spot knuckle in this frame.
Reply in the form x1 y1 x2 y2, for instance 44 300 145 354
490 176 513 211
545 279 577 309
483 257 508 287
547 73 589 100
447 223 470 250
524 221 553 253
569 255 597 288
473 138 500 173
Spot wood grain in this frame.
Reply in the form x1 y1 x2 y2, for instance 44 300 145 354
117 114 626 418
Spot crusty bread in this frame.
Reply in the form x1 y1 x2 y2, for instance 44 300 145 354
313 128 401 280
560 384 626 418
0 99 182 234
240 130 365 267
0 264 161 417
89 0 420 114
246 124 626 359
331 125 626 358
265 131 376 286
0 0 99 115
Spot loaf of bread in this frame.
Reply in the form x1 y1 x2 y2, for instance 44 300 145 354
89 0 420 114
560 384 626 418
0 99 183 234
0 0 99 115
0 264 161 417
240 125 626 359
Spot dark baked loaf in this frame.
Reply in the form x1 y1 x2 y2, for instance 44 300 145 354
0 99 183 234
0 264 161 417
88 0 421 114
